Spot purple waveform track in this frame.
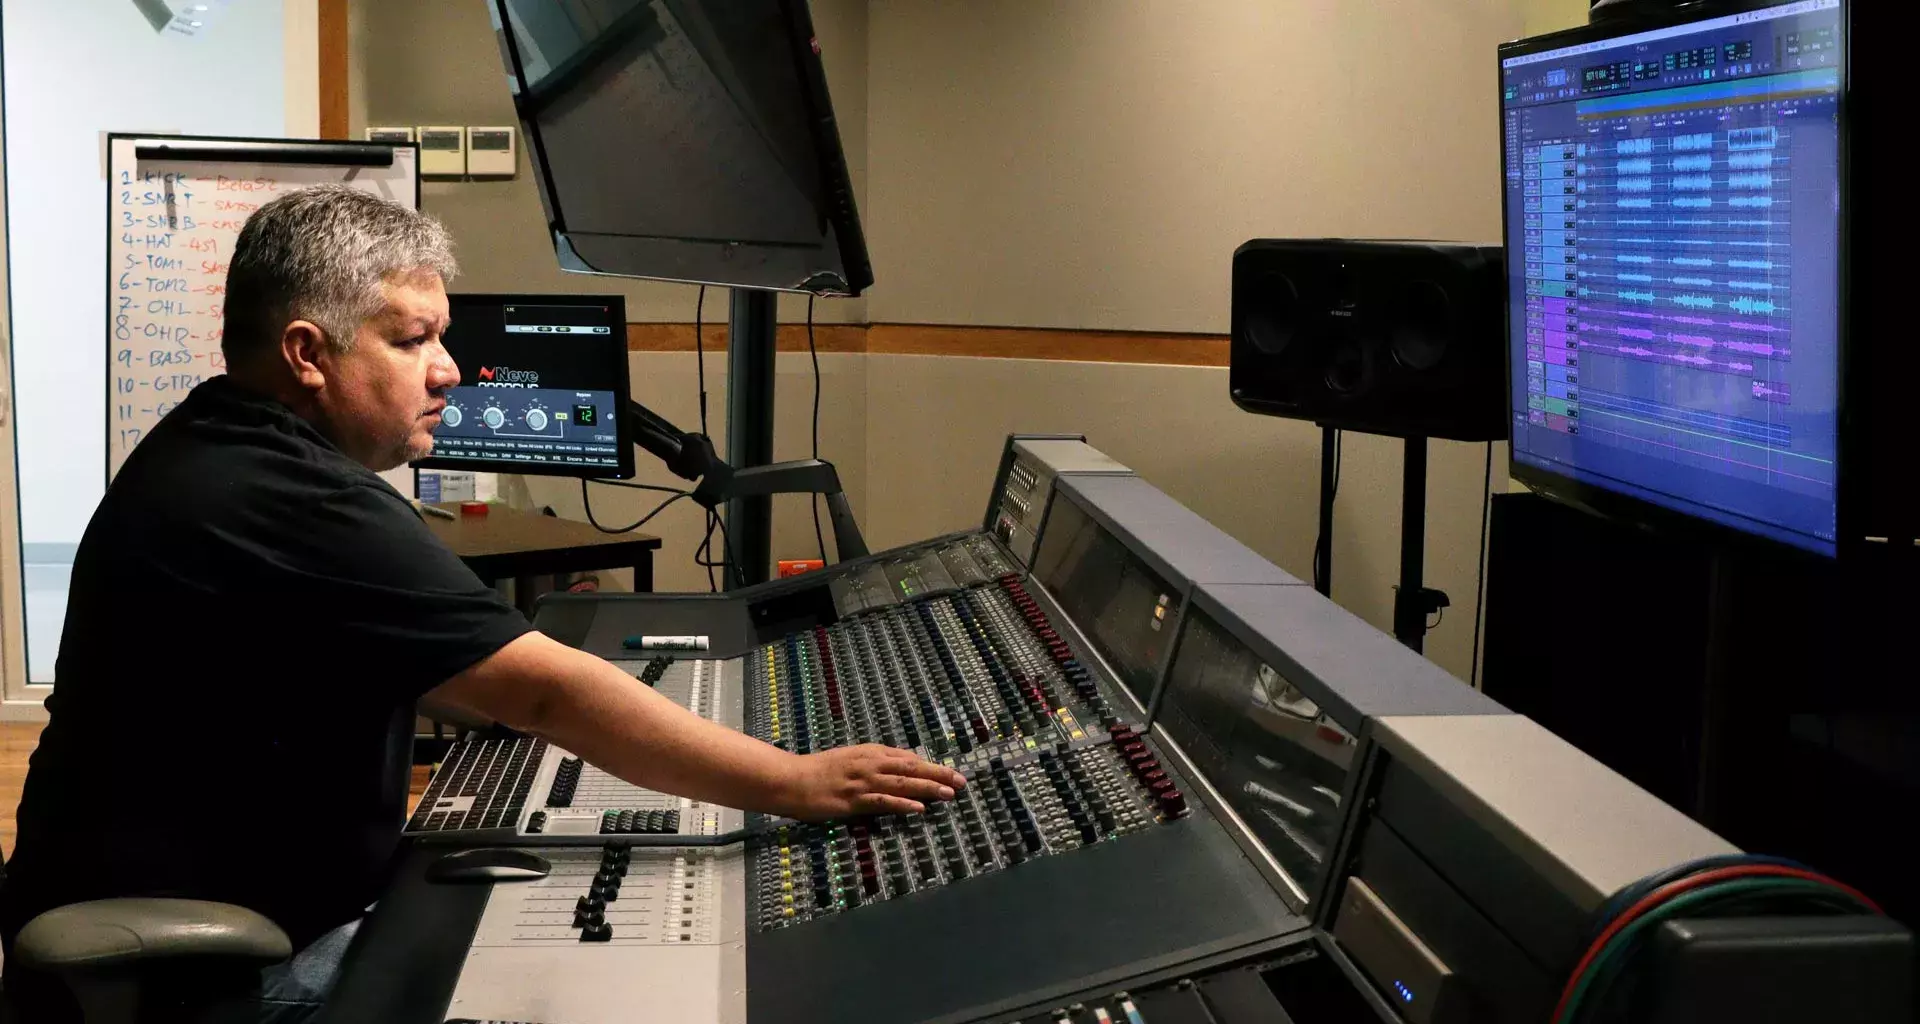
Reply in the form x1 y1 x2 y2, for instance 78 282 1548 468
1581 310 1789 333
1752 380 1793 404
1579 324 1794 360
1585 340 1759 375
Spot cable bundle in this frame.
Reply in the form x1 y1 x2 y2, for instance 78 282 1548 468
1553 854 1884 1023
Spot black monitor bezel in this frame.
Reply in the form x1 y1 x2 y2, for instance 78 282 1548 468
1497 0 1849 561
412 292 635 481
489 0 873 297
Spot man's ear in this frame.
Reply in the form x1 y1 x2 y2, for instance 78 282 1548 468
279 320 330 392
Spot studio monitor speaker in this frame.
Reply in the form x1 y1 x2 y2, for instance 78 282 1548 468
1230 239 1508 442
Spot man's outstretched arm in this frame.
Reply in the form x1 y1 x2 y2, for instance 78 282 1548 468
426 632 965 820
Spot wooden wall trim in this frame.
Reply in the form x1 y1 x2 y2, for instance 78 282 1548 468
625 323 868 354
318 0 349 139
625 322 1229 367
868 323 1228 367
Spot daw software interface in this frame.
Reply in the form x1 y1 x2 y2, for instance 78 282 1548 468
421 295 631 477
1501 0 1843 553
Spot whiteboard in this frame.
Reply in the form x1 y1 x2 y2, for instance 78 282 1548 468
105 134 420 480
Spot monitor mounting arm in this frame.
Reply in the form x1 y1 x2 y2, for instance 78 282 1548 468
624 399 869 563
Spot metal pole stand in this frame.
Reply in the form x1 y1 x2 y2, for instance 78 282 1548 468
1392 436 1450 652
725 288 778 588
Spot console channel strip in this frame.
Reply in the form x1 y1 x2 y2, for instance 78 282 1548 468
745 574 1122 769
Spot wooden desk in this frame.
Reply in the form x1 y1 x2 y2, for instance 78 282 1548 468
420 502 662 615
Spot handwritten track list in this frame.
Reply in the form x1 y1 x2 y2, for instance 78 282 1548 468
105 138 418 479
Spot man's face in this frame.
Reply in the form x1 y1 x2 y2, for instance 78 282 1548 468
311 273 458 471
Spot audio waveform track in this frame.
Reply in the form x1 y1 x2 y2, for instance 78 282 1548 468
1521 104 1800 468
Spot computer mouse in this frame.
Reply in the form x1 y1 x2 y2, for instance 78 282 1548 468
426 847 552 884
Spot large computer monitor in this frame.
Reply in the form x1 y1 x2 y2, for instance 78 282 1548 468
488 0 870 296
1499 0 1845 556
413 294 635 479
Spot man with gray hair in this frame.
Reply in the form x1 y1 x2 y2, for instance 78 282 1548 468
0 185 960 1021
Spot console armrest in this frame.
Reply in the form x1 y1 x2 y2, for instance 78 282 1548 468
13 899 292 971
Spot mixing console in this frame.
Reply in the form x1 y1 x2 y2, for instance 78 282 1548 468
737 544 1192 932
750 722 1183 931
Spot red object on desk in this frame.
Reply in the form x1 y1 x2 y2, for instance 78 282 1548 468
779 559 826 578
460 501 489 517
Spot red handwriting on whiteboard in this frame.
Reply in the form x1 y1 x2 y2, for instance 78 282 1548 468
214 176 277 193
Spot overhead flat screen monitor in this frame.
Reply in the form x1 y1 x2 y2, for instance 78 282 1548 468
1030 491 1182 707
414 294 634 479
1500 0 1845 555
489 0 871 296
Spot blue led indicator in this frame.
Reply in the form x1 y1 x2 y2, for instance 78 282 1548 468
1393 980 1415 1003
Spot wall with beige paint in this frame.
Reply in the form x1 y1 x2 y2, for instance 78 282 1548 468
863 0 1522 332
1523 0 1592 36
857 2 1522 680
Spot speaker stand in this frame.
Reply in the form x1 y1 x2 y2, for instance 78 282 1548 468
1391 436 1449 652
1314 426 1336 598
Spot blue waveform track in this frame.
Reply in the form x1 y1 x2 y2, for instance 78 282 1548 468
1727 259 1774 271
1671 218 1714 227
1617 138 1654 155
1672 277 1714 287
1621 290 1657 303
1672 257 1714 267
1672 175 1714 191
1728 172 1774 190
1729 296 1778 315
1619 274 1655 283
1726 127 1778 151
1726 152 1774 170
1672 198 1714 209
1674 294 1717 310
1617 158 1654 174
1673 133 1716 152
1617 255 1654 264
1728 280 1774 292
1618 178 1654 192
1724 219 1777 227
1671 155 1714 173
1728 196 1774 208
1619 198 1653 209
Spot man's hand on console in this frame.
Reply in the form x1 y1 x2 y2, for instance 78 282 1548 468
779 744 967 820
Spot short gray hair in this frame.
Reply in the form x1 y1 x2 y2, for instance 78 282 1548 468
222 184 456 365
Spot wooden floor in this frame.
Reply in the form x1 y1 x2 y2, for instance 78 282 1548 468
1 721 432 861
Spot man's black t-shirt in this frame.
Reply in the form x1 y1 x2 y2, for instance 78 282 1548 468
0 377 529 949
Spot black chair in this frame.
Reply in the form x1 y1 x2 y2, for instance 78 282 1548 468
0 855 290 1024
